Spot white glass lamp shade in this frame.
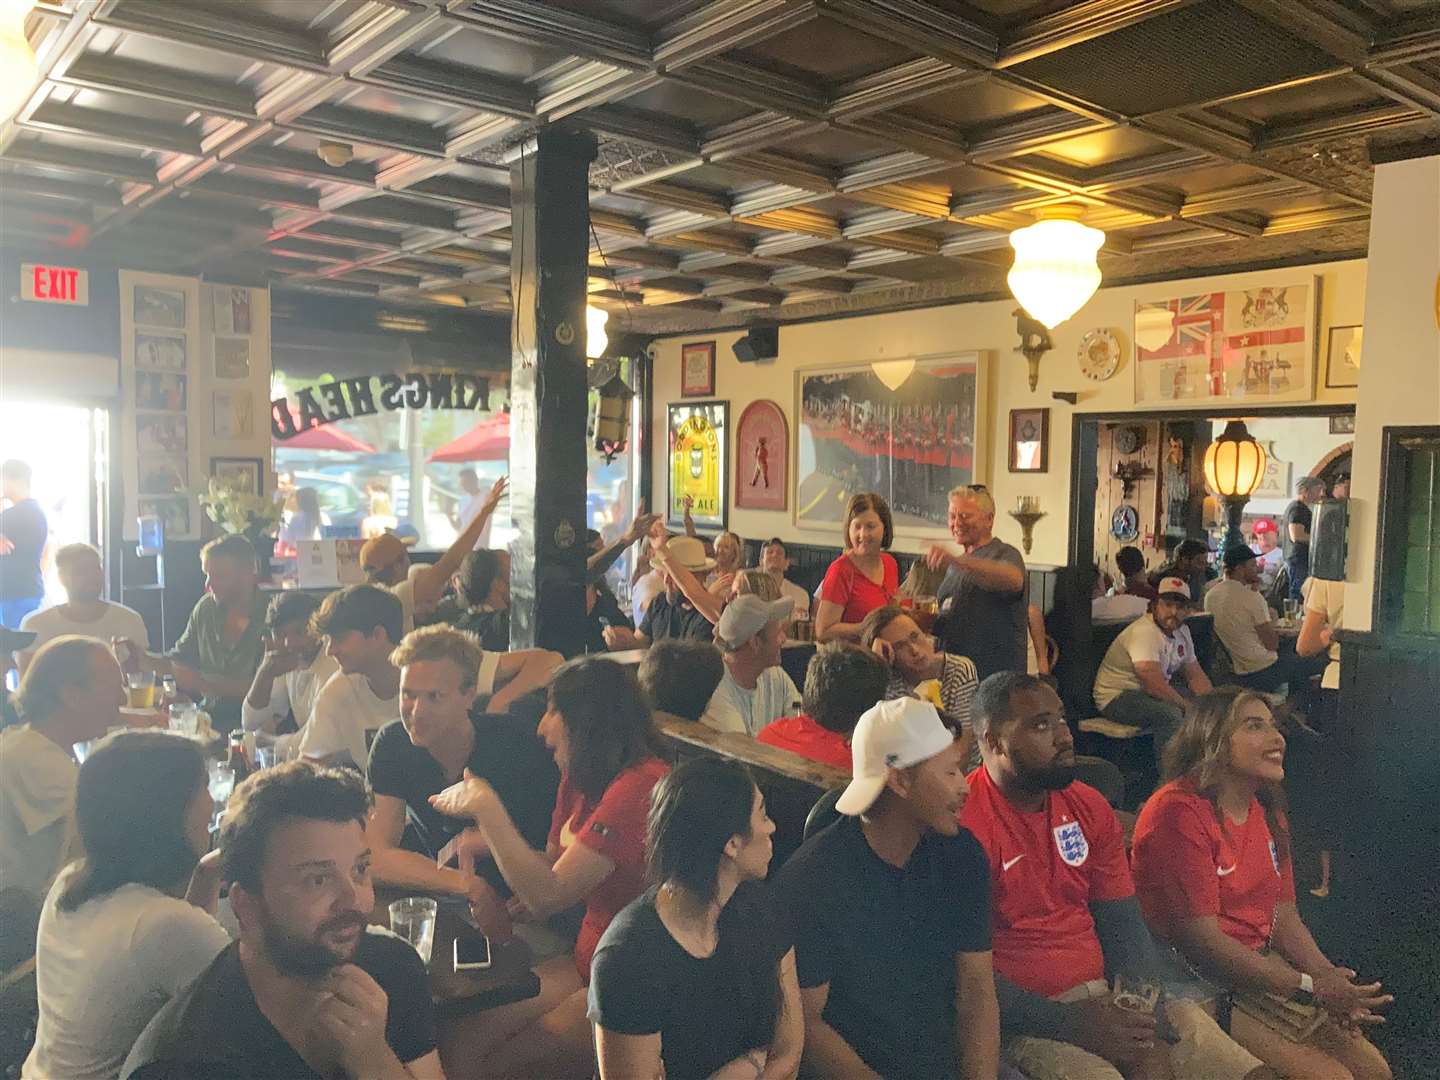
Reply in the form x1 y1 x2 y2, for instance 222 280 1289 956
871 358 916 392
1007 213 1105 329
1203 420 1267 498
0 0 38 123
585 304 609 359
1135 306 1177 352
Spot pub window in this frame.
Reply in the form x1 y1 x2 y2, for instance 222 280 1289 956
1377 426 1440 636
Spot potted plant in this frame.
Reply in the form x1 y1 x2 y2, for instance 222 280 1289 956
195 475 285 577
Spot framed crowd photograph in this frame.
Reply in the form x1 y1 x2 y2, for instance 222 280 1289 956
735 399 788 511
1324 325 1362 389
1008 407 1050 473
667 400 728 530
211 456 263 496
680 341 716 397
133 285 186 329
794 351 989 539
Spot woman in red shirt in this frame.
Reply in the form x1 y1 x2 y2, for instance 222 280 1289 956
1131 688 1391 1080
431 656 668 1079
815 492 899 643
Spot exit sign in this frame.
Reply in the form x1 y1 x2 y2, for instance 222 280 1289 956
21 263 89 305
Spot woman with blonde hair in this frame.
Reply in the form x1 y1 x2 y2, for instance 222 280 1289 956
815 492 897 642
1131 688 1392 1080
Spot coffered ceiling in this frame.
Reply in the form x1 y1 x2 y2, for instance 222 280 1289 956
2 0 1437 335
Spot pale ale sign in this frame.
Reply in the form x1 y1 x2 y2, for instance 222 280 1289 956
21 263 89 305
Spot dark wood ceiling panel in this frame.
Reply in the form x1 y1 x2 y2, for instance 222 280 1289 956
734 16 921 85
904 76 1051 127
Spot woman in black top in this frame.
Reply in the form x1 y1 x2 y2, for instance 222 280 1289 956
588 758 803 1080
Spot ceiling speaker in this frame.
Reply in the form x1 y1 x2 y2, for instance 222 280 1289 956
733 325 778 363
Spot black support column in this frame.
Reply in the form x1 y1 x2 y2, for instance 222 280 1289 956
506 128 596 657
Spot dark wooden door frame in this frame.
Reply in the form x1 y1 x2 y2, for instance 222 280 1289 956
1066 403 1357 570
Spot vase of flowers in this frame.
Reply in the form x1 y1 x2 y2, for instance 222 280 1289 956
195 475 285 577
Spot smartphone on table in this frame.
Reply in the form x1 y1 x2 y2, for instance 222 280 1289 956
453 934 492 971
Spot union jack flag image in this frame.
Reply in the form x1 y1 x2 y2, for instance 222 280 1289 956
1136 293 1224 361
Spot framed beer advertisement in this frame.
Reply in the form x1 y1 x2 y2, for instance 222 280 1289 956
667 400 728 529
680 341 716 397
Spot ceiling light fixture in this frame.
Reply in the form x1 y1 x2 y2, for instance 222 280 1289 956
870 358 915 392
317 141 354 168
586 304 609 359
0 0 38 123
1007 204 1105 329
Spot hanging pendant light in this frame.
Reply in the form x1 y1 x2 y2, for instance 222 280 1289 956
1007 205 1105 329
585 304 609 359
871 358 916 392
0 0 38 123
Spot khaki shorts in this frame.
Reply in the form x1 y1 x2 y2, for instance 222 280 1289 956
1004 980 1264 1080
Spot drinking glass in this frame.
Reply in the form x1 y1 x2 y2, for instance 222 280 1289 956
169 703 199 736
389 897 437 966
1283 599 1299 625
255 746 278 770
125 670 156 709
207 761 234 830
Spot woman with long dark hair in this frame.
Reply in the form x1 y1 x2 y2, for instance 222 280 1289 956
430 656 668 1078
589 758 802 1080
452 548 511 649
25 731 229 1080
1131 689 1391 1080
815 492 898 642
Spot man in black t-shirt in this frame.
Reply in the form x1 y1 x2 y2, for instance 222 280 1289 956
123 761 440 1080
1283 476 1325 603
930 486 1028 680
775 697 999 1079
365 626 558 929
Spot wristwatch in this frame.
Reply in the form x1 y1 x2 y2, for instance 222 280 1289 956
1291 971 1316 1005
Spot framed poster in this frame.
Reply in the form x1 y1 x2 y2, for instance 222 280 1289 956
133 285 186 329
667 401 728 529
213 389 254 439
681 341 716 397
1133 280 1316 407
1008 408 1049 473
211 456 263 496
134 331 186 370
736 399 788 511
1324 325 1361 388
795 351 989 538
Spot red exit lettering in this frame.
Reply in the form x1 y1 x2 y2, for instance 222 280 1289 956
20 263 88 305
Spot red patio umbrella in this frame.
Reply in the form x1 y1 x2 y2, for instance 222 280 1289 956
274 407 377 453
428 412 510 463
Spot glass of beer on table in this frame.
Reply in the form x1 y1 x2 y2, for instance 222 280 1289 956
912 596 939 634
125 670 156 709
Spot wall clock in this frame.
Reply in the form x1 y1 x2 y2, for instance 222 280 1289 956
1078 328 1121 382
1114 425 1143 456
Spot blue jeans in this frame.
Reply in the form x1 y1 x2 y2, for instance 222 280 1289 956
0 595 41 630
1230 640 1328 694
1286 557 1309 603
1101 689 1186 770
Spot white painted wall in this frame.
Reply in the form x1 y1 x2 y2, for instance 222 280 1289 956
650 258 1366 565
1345 155 1440 631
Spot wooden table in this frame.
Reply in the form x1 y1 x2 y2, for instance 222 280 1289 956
372 893 540 1020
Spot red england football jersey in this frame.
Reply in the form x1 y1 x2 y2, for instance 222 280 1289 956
548 756 670 981
756 713 853 771
1131 778 1296 952
959 767 1133 997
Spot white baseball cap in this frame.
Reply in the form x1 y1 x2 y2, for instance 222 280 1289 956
1156 576 1193 602
836 697 956 816
717 594 793 648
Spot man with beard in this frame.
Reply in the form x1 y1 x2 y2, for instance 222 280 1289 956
123 761 442 1080
960 673 1267 1080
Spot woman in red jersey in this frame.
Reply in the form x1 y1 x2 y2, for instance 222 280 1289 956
1131 688 1391 1080
815 492 899 643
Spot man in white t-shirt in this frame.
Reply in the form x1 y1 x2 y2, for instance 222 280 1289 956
17 544 148 675
703 594 801 737
760 537 814 618
1206 545 1327 695
360 475 506 632
1092 577 1213 767
240 591 338 759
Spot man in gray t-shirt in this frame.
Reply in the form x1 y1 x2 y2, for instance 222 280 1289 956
927 486 1028 681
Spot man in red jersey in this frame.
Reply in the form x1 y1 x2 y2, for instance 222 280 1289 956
960 672 1269 1080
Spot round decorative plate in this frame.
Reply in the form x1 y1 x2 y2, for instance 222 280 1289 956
1078 328 1121 382
1111 504 1139 541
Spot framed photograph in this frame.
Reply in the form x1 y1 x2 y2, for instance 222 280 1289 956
135 413 188 454
137 455 188 495
1329 413 1356 435
214 337 251 379
1324 325 1362 389
736 399 788 511
137 495 192 538
1008 408 1049 473
1133 280 1317 407
795 351 989 538
213 389 254 440
135 331 187 371
135 370 187 412
133 285 186 329
667 401 728 530
212 286 252 336
212 456 262 496
680 341 716 397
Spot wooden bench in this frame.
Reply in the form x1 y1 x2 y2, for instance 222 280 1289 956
654 714 849 870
